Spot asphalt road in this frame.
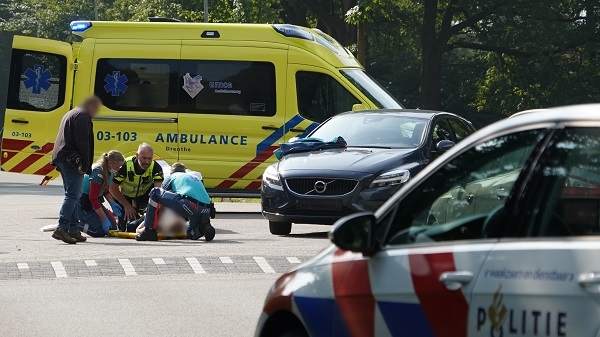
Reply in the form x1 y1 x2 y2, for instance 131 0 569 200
0 172 332 337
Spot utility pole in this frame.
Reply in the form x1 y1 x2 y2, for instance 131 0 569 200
204 0 208 22
94 0 98 20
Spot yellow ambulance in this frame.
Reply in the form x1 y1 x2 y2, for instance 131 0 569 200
0 21 403 196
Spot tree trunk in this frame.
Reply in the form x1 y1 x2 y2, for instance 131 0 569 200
419 0 443 110
357 21 366 66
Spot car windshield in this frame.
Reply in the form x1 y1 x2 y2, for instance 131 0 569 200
310 114 426 149
340 69 403 109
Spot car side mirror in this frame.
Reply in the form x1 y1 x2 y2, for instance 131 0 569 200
329 212 379 256
436 140 456 153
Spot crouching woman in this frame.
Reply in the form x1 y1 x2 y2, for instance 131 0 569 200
79 151 125 237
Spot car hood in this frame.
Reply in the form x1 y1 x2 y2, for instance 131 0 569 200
277 148 417 174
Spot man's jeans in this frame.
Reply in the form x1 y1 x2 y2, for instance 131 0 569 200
56 161 84 233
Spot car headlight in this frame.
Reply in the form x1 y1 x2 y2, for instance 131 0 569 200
263 165 283 190
369 169 410 188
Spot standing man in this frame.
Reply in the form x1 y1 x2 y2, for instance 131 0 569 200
136 163 215 242
51 96 100 244
109 143 164 231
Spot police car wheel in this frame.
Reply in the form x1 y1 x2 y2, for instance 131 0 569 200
279 329 308 337
269 221 292 235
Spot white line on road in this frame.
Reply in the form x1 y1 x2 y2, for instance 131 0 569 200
253 257 276 274
186 257 206 274
84 260 97 267
152 258 166 265
220 257 233 264
286 257 301 264
50 261 67 278
118 259 137 276
17 263 29 270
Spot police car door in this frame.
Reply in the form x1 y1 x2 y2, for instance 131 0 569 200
471 125 600 337
177 43 287 193
351 127 545 337
0 33 74 177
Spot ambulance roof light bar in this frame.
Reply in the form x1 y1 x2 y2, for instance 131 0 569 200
70 21 93 32
272 24 314 41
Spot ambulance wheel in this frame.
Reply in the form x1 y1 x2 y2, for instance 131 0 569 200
280 329 308 337
269 221 292 235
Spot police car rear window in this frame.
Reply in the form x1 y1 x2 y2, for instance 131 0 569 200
7 49 66 112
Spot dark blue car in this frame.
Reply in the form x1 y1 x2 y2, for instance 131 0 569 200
261 109 476 235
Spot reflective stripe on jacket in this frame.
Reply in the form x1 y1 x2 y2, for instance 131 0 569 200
119 156 155 198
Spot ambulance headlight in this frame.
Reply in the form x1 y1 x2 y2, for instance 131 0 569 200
369 169 410 188
70 21 92 32
263 165 283 190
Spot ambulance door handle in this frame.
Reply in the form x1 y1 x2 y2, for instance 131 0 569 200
262 125 279 131
439 271 473 291
11 119 29 124
290 128 306 133
578 272 600 292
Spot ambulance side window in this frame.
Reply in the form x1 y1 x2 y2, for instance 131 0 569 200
179 60 276 117
95 59 178 112
296 71 360 123
7 49 66 112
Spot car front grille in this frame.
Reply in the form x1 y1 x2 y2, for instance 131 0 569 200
285 178 358 196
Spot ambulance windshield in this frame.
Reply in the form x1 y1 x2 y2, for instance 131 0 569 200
341 69 403 109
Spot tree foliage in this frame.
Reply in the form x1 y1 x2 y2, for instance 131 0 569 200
1 0 599 122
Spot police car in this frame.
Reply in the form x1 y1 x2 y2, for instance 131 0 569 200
255 104 600 337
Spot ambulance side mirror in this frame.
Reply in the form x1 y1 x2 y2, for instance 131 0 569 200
329 212 379 256
352 103 368 111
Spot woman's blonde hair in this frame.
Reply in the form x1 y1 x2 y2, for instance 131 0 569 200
95 150 125 190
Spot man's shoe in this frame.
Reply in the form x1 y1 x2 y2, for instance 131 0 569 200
52 228 77 244
135 229 158 241
187 222 204 240
69 232 87 242
201 218 215 242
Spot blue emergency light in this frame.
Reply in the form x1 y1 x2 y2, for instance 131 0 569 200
70 21 93 32
272 24 314 41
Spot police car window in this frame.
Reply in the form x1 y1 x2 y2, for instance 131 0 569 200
385 129 544 246
296 71 360 123
179 61 276 117
7 49 66 111
518 128 600 237
95 59 178 112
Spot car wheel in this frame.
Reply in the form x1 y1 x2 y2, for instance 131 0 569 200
280 329 308 337
269 221 292 235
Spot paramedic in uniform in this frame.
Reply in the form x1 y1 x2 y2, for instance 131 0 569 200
136 163 215 242
109 143 164 231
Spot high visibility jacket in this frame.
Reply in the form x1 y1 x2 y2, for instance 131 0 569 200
119 156 156 198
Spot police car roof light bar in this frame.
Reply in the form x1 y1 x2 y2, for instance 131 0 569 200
70 21 93 32
272 24 314 41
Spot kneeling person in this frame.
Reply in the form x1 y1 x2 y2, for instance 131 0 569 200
79 151 125 237
136 164 215 242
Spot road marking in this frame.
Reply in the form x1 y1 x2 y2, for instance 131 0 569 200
84 260 97 267
50 261 67 278
186 257 206 274
253 257 276 274
118 259 137 276
152 258 166 265
220 257 233 264
17 263 29 270
287 257 301 264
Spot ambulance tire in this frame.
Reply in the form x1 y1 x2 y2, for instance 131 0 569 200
269 221 292 235
280 329 308 337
